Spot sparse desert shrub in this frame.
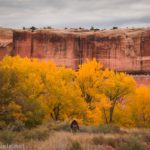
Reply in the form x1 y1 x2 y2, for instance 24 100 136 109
79 125 97 133
92 136 116 147
117 136 147 150
142 133 150 143
54 122 70 131
92 136 105 145
0 121 7 130
0 130 16 144
11 120 25 131
30 26 37 32
23 127 50 141
47 26 52 29
90 26 94 30
106 138 117 148
94 28 99 31
93 135 147 150
80 124 121 134
112 26 118 29
131 131 150 144
97 124 120 133
70 141 82 150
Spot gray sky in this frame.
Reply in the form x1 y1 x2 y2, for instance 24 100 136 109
0 0 150 29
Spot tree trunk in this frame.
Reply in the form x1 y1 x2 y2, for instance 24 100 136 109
109 103 115 123
103 108 108 124
51 103 61 121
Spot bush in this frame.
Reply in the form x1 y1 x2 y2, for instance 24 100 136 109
93 135 147 150
92 136 116 147
112 26 118 29
70 141 82 150
92 136 105 145
0 121 7 130
79 125 96 133
0 130 16 144
97 124 120 133
141 133 150 143
23 100 46 129
53 122 70 131
23 127 50 141
117 136 147 150
90 26 94 30
11 121 25 131
80 124 120 134
30 26 36 31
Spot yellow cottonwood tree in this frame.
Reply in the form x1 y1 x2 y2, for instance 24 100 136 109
1 56 148 129
43 67 87 122
103 72 136 123
76 59 111 125
128 86 150 127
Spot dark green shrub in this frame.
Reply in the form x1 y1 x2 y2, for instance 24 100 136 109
112 26 118 29
30 26 36 31
23 99 46 129
11 121 25 131
23 127 50 141
0 130 16 144
70 141 82 150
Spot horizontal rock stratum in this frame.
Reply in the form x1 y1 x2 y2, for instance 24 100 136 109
0 27 150 84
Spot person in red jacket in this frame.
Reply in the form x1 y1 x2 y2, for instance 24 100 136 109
70 120 79 133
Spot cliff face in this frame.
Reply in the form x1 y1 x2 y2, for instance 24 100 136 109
134 75 150 86
0 28 12 59
0 27 150 85
12 28 150 73
12 31 32 57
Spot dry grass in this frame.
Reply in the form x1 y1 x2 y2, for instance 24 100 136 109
24 128 150 150
0 127 149 150
23 132 122 150
25 131 116 150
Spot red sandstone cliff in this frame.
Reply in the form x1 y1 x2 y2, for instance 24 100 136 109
12 28 150 73
0 27 150 85
0 28 12 59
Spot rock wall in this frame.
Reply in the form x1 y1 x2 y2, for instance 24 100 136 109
12 31 32 57
134 75 150 86
0 28 12 59
12 28 150 73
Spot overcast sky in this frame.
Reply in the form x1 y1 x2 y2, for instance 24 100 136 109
0 0 150 29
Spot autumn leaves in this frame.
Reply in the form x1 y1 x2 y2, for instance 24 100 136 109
0 56 149 130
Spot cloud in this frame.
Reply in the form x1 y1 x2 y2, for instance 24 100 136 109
0 0 149 28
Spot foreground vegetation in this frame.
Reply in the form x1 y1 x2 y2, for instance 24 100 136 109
0 124 149 150
0 56 149 149
0 56 149 129
29 129 149 150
